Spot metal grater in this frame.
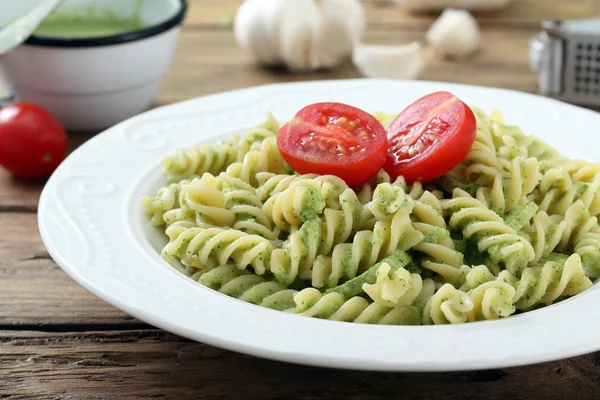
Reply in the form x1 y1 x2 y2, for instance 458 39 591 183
530 18 600 107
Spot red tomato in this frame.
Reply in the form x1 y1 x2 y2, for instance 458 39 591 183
0 102 67 179
384 91 476 183
277 102 387 186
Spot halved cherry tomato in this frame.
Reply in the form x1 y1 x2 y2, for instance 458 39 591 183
277 102 387 186
384 91 476 183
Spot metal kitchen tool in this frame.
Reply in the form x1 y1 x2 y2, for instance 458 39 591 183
530 18 600 107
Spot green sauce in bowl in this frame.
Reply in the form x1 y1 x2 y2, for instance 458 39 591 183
33 8 145 39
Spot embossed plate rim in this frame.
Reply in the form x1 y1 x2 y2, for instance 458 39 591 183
38 79 600 372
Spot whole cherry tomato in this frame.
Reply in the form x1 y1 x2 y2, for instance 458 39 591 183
0 102 68 179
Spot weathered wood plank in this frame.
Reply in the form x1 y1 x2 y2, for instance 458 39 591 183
0 170 41 212
0 136 92 211
157 27 538 106
0 213 134 327
183 0 600 29
0 330 599 399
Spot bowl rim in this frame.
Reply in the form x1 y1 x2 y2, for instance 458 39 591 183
24 0 188 48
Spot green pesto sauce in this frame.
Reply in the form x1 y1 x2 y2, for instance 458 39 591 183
34 7 145 39
299 189 325 221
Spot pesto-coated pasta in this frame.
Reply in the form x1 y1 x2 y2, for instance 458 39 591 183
143 108 599 326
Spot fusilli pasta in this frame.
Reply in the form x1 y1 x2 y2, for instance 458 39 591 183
143 106 599 326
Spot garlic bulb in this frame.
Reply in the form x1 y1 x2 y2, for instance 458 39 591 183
396 0 510 13
426 9 480 59
353 42 425 80
234 0 365 72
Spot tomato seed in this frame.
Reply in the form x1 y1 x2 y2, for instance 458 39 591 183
357 130 370 139
336 117 348 126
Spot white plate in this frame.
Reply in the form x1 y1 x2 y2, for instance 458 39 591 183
38 79 600 372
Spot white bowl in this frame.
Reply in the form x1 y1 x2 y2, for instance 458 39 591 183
0 0 187 132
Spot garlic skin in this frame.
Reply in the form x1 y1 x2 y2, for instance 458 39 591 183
396 0 510 13
426 9 481 59
353 42 425 80
234 0 365 72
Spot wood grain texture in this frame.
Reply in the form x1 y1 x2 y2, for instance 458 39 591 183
1 330 599 400
155 27 538 107
0 213 134 327
183 0 600 29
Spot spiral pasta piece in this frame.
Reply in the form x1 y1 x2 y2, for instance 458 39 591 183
444 189 535 275
263 175 348 230
362 263 434 308
476 156 541 216
367 182 415 220
412 191 465 283
270 218 324 285
574 226 600 278
465 280 516 321
556 200 598 251
536 173 600 218
496 134 528 161
319 189 365 255
217 173 278 240
498 253 593 310
193 264 297 310
179 174 236 228
458 108 501 185
422 284 473 325
162 226 274 273
525 211 566 262
522 200 597 265
255 172 319 201
162 141 238 184
224 136 288 187
141 179 190 226
292 288 422 325
561 159 600 183
484 108 561 163
162 114 280 183
311 206 424 288
167 217 320 286
355 169 424 205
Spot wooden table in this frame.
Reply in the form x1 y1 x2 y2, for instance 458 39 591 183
2 1 600 398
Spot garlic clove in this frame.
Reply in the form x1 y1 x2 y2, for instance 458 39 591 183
396 0 511 13
352 42 425 80
234 0 283 65
313 0 365 69
277 0 321 72
425 9 481 59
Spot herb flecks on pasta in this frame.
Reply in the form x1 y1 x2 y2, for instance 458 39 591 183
143 107 598 326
